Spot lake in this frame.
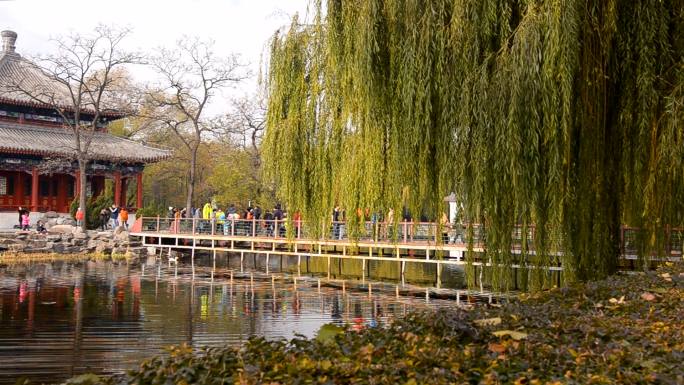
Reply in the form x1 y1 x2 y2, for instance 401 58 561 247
0 253 466 384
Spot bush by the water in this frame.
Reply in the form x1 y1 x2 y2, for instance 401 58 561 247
73 263 683 385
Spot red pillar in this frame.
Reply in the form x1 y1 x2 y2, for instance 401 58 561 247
31 167 38 212
114 171 122 206
121 178 128 207
136 173 143 209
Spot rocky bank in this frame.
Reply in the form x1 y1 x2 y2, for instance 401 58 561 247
0 225 146 257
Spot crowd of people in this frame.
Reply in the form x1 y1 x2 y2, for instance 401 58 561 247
166 202 287 236
99 205 129 231
162 202 458 243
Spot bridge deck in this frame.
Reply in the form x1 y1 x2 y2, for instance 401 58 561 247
131 218 683 273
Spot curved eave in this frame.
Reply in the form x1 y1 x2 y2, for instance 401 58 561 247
0 145 172 164
0 96 127 118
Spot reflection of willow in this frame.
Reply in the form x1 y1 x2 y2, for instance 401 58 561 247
291 256 442 285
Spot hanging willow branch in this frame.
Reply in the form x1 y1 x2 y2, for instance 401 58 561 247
263 0 684 290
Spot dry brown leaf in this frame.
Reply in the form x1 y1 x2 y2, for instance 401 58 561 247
641 292 656 301
488 343 506 353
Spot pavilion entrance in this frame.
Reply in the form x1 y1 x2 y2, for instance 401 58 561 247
0 169 143 214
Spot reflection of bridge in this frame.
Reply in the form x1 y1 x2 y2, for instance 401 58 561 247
131 217 683 279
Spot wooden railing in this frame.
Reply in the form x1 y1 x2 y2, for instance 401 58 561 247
133 217 683 258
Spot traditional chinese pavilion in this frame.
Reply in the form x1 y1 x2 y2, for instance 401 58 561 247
0 30 170 220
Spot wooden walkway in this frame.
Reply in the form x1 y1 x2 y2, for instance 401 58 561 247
131 217 683 281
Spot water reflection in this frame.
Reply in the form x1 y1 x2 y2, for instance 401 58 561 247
0 256 460 384
195 252 466 289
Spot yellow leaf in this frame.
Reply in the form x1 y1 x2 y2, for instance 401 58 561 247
492 330 528 340
474 317 502 327
319 359 332 370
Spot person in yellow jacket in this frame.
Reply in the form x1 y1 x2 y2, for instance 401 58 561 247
202 202 212 220
199 202 213 233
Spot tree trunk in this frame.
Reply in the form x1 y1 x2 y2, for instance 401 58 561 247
78 158 87 230
186 145 198 217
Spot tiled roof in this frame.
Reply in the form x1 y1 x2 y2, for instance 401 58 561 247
0 50 75 109
0 120 171 163
0 35 122 117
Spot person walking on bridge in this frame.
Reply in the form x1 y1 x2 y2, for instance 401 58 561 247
201 202 212 233
202 202 212 220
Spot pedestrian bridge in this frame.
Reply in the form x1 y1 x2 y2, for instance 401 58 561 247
130 217 683 279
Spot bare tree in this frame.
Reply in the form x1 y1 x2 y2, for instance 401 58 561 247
224 94 266 159
8 25 139 229
145 37 248 215
218 94 272 202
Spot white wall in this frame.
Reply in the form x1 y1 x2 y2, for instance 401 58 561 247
0 212 42 230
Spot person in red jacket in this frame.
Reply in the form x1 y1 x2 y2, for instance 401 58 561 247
75 207 85 228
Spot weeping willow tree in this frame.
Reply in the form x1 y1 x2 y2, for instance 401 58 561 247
263 0 684 289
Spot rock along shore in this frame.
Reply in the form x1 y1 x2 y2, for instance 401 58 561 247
0 225 146 257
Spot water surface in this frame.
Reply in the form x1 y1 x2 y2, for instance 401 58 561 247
0 255 462 384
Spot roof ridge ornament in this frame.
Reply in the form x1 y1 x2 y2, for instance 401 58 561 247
1 30 17 54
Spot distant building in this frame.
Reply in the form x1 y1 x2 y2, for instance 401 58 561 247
0 30 169 218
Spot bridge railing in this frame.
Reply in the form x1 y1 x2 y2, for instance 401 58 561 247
139 217 485 245
136 217 683 257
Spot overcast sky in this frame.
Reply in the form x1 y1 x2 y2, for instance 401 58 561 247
0 0 310 113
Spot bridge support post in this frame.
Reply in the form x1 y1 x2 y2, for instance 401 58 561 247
401 261 406 286
362 259 366 283
240 252 244 272
191 246 195 280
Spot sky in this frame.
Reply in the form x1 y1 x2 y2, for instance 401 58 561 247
0 0 311 114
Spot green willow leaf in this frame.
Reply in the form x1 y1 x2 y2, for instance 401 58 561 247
263 0 684 290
